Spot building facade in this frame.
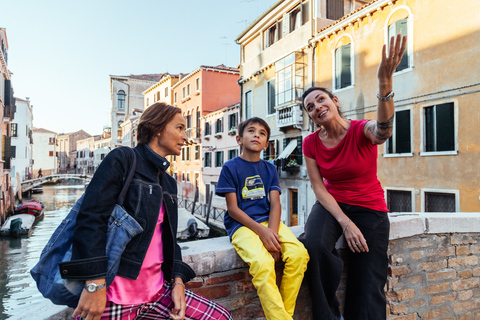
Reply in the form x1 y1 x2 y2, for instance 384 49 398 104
311 0 480 212
10 97 33 184
0 28 16 216
110 74 165 148
201 103 240 209
237 0 480 222
143 73 180 108
57 130 91 172
32 128 57 177
171 65 240 203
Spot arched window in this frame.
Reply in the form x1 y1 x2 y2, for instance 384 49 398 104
333 35 354 90
386 7 412 73
117 90 126 109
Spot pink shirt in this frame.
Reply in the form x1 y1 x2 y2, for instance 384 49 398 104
303 119 388 212
106 204 165 304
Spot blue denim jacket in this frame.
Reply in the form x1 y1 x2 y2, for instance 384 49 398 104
60 144 195 283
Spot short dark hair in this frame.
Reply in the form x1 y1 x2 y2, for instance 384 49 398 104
137 102 181 145
237 117 271 141
301 87 343 118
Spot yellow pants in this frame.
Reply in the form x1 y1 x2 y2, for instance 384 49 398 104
232 221 309 320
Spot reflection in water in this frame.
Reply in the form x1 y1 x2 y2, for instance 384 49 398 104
0 180 85 319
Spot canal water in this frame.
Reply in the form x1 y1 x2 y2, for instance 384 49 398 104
0 180 85 319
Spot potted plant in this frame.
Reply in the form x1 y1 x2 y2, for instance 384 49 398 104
284 159 300 173
228 127 237 135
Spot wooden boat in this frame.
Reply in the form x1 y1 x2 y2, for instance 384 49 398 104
177 208 210 240
0 200 45 237
31 185 44 193
14 199 45 216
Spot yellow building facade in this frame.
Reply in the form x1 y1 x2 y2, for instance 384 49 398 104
312 0 480 212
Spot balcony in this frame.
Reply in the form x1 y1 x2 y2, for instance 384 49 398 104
276 104 303 131
185 127 201 144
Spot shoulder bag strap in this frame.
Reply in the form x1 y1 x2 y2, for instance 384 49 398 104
116 147 137 206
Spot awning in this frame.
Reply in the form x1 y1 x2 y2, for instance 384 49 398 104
275 140 297 160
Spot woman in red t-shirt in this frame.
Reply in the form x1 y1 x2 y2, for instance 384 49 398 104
298 35 406 320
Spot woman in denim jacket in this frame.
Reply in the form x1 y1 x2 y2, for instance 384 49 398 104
62 103 232 320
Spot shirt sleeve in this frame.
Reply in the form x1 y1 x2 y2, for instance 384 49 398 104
302 132 316 159
215 165 236 196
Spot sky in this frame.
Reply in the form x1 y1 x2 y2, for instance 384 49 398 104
0 0 276 135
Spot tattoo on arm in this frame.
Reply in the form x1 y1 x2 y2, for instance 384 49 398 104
374 114 394 141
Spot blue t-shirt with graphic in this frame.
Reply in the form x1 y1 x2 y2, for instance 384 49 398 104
215 157 281 239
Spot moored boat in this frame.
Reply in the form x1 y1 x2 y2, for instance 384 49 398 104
0 214 37 237
14 199 45 216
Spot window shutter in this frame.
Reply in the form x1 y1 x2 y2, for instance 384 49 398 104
283 13 290 37
335 47 342 89
435 103 455 151
396 19 409 71
341 44 351 88
296 136 303 164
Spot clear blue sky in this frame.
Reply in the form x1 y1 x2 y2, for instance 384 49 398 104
0 0 275 135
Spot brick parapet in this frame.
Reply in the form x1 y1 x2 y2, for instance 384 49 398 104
181 213 480 319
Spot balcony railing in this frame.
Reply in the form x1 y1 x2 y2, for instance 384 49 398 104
276 104 303 130
185 127 201 141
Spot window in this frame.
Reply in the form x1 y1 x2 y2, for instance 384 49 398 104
205 122 211 136
181 147 186 161
388 18 409 72
186 113 192 129
215 151 224 167
386 109 411 154
186 173 190 183
284 136 303 164
194 145 200 160
187 84 191 97
267 79 276 114
117 90 126 109
290 6 301 32
335 44 352 89
174 92 178 103
228 113 238 130
186 146 191 161
11 123 17 137
11 146 16 158
425 192 456 212
204 152 211 167
49 151 54 157
265 20 282 48
263 140 277 161
156 91 160 101
327 0 344 20
181 172 185 182
245 90 252 119
182 87 186 99
173 172 178 181
387 190 412 212
275 52 305 106
228 149 238 160
165 87 168 97
196 108 201 131
195 78 200 92
49 137 55 145
424 103 455 152
215 119 223 134
146 98 149 106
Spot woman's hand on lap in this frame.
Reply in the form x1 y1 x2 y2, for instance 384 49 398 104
344 221 369 253
72 288 106 320
170 281 186 320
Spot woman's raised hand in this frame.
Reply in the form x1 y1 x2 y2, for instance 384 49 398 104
377 34 407 83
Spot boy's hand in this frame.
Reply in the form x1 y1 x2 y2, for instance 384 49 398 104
257 225 281 252
269 251 281 262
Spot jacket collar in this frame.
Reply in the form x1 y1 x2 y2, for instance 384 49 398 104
135 143 170 172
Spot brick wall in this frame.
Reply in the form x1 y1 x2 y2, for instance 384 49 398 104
182 214 480 319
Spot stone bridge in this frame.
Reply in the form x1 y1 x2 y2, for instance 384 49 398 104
20 174 93 194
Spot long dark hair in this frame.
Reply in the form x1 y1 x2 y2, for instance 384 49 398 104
301 87 344 118
137 102 181 144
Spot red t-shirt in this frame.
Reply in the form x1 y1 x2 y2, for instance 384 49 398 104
303 119 388 212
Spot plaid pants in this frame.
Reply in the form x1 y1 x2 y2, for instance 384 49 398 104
77 283 232 320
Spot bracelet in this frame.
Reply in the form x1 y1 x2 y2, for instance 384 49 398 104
343 219 351 234
376 90 394 101
172 281 185 289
